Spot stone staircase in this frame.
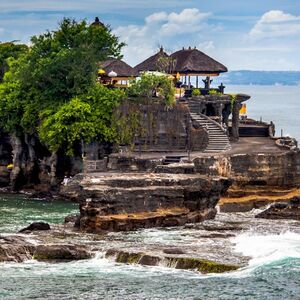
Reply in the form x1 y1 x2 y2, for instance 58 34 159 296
188 103 231 153
163 155 186 165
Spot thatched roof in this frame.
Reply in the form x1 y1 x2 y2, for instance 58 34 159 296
134 47 170 73
99 59 137 77
171 47 228 75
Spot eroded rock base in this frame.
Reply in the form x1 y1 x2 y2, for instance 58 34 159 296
105 249 239 274
60 172 231 232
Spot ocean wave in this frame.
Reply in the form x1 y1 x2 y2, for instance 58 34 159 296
233 231 300 268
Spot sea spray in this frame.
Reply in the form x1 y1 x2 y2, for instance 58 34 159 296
233 231 300 268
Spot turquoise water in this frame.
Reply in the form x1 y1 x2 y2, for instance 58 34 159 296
0 194 300 299
1 251 299 299
0 194 78 233
1 85 300 299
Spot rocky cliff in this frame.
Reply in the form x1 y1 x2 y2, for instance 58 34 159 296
60 172 231 232
193 151 300 187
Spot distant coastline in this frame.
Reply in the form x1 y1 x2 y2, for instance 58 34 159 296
214 70 300 86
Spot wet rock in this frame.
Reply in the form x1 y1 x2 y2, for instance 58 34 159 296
105 249 239 274
64 214 80 225
33 244 92 260
163 248 185 255
198 233 235 238
202 224 244 231
165 257 239 274
138 255 160 266
19 222 51 233
0 235 35 262
115 251 142 264
28 191 53 200
256 197 300 220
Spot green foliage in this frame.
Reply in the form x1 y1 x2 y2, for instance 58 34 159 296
128 73 175 106
38 84 124 155
230 94 237 111
192 89 201 96
0 42 28 82
113 103 144 147
209 89 222 95
0 18 125 154
18 18 124 101
0 78 24 134
39 98 95 155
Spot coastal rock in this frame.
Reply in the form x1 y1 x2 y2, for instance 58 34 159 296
255 197 300 220
33 244 92 260
19 222 51 233
105 249 239 274
0 235 35 262
193 151 300 187
60 172 231 232
28 191 53 200
219 186 300 212
64 214 80 226
163 248 185 255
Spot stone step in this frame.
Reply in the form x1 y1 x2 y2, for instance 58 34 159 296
188 108 230 153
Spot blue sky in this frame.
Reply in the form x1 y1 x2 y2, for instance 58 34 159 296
1 0 300 70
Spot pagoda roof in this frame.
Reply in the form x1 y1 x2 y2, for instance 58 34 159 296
99 58 137 77
134 47 170 73
170 47 228 75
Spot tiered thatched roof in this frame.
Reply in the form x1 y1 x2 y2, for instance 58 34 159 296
171 47 227 75
134 47 170 73
99 59 137 78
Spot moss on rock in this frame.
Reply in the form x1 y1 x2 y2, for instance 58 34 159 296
116 251 143 264
166 257 239 273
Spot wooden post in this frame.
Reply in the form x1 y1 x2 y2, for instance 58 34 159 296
207 76 211 89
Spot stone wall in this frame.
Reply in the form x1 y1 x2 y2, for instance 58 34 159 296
193 151 300 187
116 102 208 152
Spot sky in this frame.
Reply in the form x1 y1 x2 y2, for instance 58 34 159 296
0 0 300 71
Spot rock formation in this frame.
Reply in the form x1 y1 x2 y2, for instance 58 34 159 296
256 197 300 220
105 249 239 273
19 222 51 233
60 172 231 232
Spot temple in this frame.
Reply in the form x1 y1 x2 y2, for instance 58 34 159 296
94 46 258 156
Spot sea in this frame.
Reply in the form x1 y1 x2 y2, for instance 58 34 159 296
0 85 300 300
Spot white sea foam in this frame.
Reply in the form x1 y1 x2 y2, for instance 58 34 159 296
233 231 300 267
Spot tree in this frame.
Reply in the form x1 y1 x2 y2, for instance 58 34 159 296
0 18 125 151
0 42 28 82
128 73 175 106
38 84 124 155
18 18 124 102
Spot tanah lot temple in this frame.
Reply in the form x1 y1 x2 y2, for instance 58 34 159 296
91 45 296 162
61 18 300 233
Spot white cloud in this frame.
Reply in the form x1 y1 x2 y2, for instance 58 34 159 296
197 41 215 52
113 8 213 66
161 9 211 36
250 10 300 38
145 12 168 23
